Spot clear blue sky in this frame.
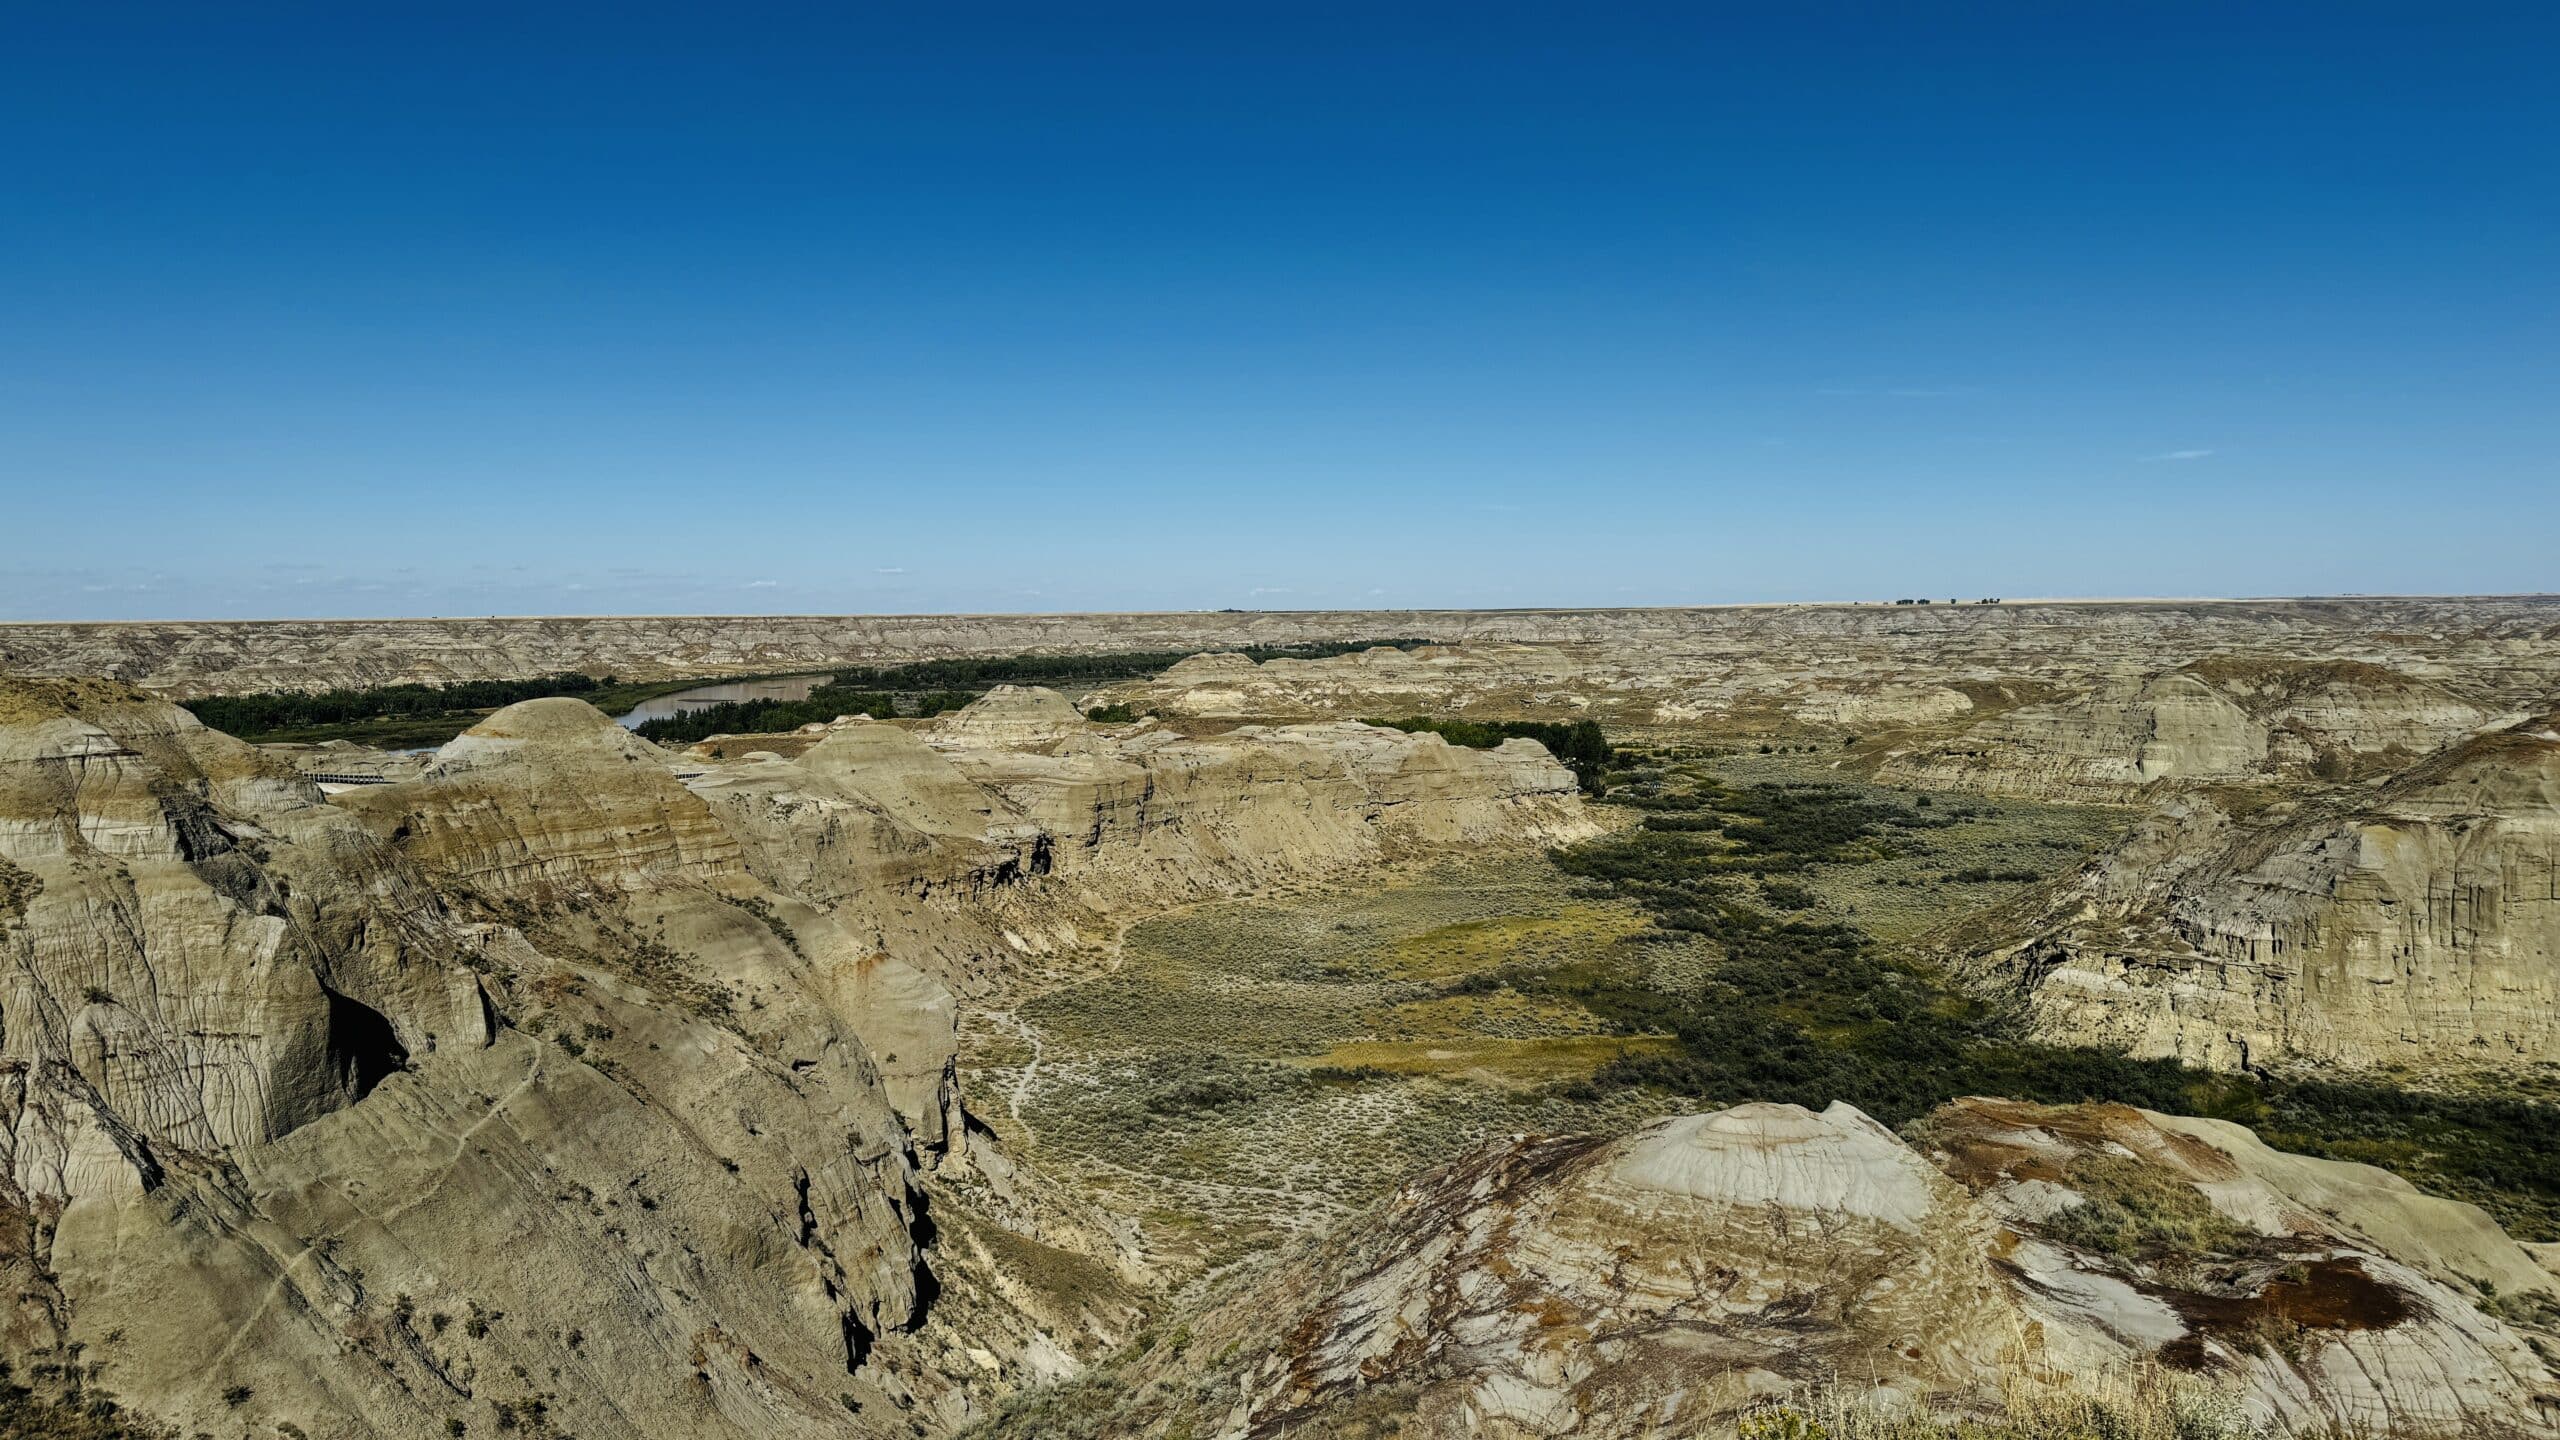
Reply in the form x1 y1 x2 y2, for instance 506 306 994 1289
3 3 2552 620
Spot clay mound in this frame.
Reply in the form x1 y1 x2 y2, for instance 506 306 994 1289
1159 1102 2017 1437
1158 651 1261 679
342 696 745 898
1108 1100 2559 1440
798 722 1007 838
428 694 670 772
925 685 1088 750
1880 657 2503 800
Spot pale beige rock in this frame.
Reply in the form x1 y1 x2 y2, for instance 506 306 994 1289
1124 1099 2560 1440
1881 660 2499 800
923 685 1092 751
1979 709 2560 1073
0 677 1606 1435
0 686 934 1436
12 602 2557 738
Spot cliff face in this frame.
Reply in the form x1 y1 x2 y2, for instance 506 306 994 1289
682 693 1599 995
1092 1099 2560 1440
0 679 1599 1437
1976 711 2560 1073
1880 659 2506 801
0 679 938 1438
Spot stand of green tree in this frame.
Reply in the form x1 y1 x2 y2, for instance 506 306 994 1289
823 637 1436 693
1363 715 1614 794
631 687 904 744
1537 766 2560 1238
184 672 664 747
629 640 1437 745
186 641 1441 749
188 672 608 738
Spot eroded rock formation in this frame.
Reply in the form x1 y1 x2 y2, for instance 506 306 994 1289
1975 709 2560 1073
13 600 2558 722
1879 659 2506 800
1103 1099 2560 1439
0 678 1596 1436
0 680 936 1437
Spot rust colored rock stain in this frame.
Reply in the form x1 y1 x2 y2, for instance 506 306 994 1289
2154 1258 2417 1371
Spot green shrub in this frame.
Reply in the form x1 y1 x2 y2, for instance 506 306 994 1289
1365 716 1614 793
1540 771 2560 1234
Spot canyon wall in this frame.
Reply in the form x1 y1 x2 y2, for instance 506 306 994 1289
0 677 1594 1437
1977 710 2560 1074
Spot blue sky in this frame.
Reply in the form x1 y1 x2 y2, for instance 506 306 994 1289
3 3 2552 619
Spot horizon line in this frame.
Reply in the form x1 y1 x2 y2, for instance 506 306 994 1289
7 592 2559 628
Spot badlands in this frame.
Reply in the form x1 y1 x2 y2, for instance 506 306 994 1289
3 596 2560 1439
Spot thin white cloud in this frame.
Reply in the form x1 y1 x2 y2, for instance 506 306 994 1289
2142 448 2216 463
874 567 907 575
1249 586 1293 596
742 579 780 588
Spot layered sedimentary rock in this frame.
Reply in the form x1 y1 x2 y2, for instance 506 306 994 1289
1090 611 2551 801
0 678 1598 1436
1106 1099 2560 1439
1976 709 2560 1073
929 691 1596 886
922 683 1092 750
12 600 2558 718
1125 643 1600 719
1881 659 2504 800
685 691 1599 989
0 680 943 1438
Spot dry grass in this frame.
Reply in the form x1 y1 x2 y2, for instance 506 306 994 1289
1379 904 1650 979
1292 1033 1682 1082
973 859 1692 1266
1734 1370 2264 1440
1300 1030 1679 1076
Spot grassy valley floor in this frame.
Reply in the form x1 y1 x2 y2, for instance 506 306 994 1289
957 753 2139 1278
963 858 1694 1271
963 747 2560 1307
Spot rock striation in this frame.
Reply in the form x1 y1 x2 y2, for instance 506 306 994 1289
1089 608 2555 802
1880 659 2505 801
10 600 2558 719
685 690 1598 992
0 679 944 1437
1107 1099 2560 1439
1974 709 2560 1073
0 677 1597 1436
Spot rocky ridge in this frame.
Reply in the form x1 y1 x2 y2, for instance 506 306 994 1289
1081 1098 2560 1440
1116 643 2544 803
13 601 2558 717
1972 708 2560 1074
0 678 1594 1437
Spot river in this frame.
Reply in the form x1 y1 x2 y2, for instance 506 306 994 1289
615 673 837 730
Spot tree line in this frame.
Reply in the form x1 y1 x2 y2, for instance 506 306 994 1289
631 639 1440 745
187 673 611 740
